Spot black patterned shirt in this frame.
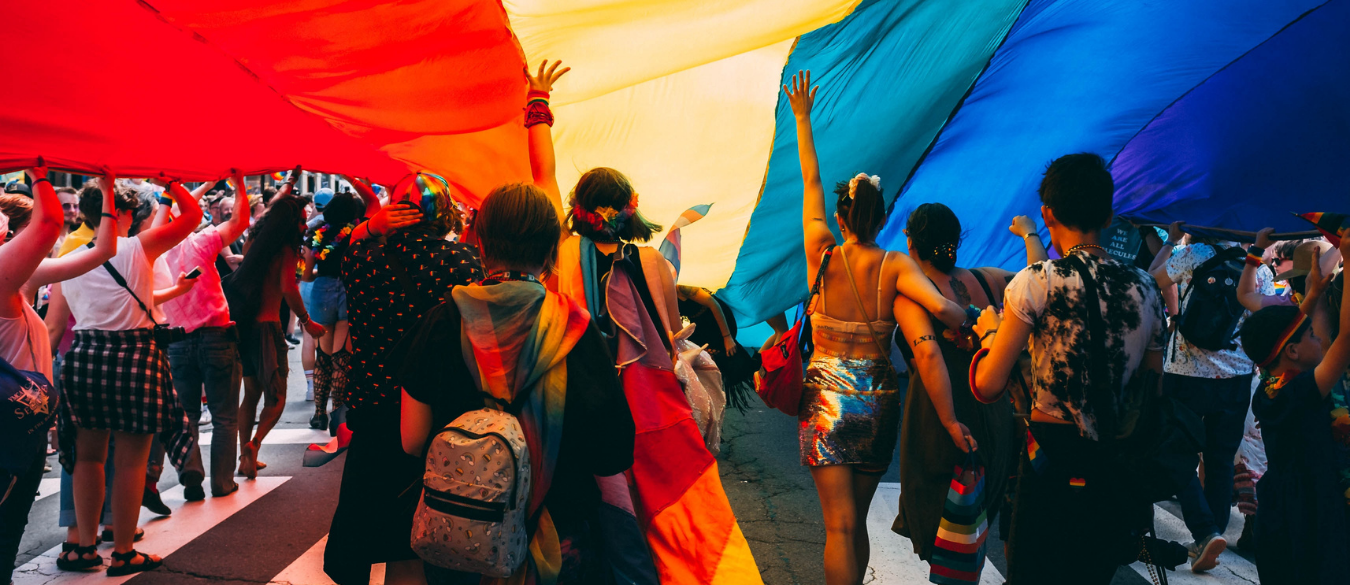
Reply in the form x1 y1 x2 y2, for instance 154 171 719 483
340 228 481 431
1004 251 1167 439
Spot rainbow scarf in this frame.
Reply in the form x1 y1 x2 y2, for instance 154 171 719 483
451 282 590 585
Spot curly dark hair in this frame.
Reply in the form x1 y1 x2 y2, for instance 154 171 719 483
906 202 963 273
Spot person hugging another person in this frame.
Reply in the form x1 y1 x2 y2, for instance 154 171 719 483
784 71 967 585
302 189 363 432
395 183 636 584
1240 235 1350 585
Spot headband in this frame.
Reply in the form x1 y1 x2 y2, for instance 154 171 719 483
1256 311 1310 369
847 173 881 199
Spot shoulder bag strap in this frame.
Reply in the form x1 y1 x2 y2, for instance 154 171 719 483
838 246 893 363
803 246 834 317
1069 255 1116 441
100 258 158 326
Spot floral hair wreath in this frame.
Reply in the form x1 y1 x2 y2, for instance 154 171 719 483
847 173 882 199
571 198 638 238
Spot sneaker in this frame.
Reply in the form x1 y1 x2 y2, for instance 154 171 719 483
310 412 328 430
305 383 314 402
1190 533 1226 573
141 487 172 516
285 334 301 347
199 410 212 426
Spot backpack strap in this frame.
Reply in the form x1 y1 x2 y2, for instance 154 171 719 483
1067 254 1117 442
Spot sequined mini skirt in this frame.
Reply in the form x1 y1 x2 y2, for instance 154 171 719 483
799 355 901 471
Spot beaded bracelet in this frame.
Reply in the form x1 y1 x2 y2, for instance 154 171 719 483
31 178 51 187
525 90 554 128
1245 245 1265 268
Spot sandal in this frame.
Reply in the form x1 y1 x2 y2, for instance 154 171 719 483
106 549 162 577
99 527 145 543
55 543 102 571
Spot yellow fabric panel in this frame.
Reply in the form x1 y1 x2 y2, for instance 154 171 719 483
710 523 762 585
505 0 859 105
505 0 861 290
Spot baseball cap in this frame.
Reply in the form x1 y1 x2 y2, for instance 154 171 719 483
1274 240 1333 281
313 187 335 210
4 181 31 197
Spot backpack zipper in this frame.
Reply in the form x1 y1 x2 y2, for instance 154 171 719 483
434 426 522 509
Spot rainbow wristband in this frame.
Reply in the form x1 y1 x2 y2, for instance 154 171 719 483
1246 245 1265 268
968 347 1003 404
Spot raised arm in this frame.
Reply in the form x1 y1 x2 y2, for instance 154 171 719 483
896 294 974 452
344 175 382 220
1314 236 1350 394
681 286 738 356
1008 215 1049 265
218 171 253 246
140 179 203 260
1238 228 1290 312
786 70 835 267
26 170 119 288
893 252 967 330
525 60 570 231
0 164 64 316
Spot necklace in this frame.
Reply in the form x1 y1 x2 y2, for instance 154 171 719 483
1067 243 1105 256
481 270 540 285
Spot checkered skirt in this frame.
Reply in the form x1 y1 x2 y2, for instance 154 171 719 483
58 328 195 469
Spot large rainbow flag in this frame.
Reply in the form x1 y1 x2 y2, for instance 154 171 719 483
3 0 1343 338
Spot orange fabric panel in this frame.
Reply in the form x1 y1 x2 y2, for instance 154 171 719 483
644 463 763 585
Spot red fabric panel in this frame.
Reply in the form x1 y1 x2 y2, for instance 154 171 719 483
0 0 524 189
622 364 715 520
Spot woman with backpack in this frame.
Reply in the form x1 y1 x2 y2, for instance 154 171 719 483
54 173 202 576
783 72 967 585
396 182 635 583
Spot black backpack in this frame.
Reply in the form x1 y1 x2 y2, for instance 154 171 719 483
1175 245 1247 351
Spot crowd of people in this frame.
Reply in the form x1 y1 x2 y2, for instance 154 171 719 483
0 62 1345 585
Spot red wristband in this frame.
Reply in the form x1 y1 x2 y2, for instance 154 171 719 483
968 347 1003 404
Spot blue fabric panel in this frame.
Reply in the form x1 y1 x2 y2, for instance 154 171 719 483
1111 1 1345 233
878 0 1324 273
720 0 1027 324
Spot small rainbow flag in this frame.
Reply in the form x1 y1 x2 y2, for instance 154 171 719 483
270 171 287 181
1025 429 1047 474
1068 477 1086 488
1295 211 1348 246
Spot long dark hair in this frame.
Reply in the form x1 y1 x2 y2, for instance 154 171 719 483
832 174 886 243
906 202 963 273
232 195 305 300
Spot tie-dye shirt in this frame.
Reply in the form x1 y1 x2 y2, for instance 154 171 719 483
1004 251 1167 439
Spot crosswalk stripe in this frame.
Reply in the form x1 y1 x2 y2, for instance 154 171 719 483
1129 503 1258 584
268 535 388 585
12 477 289 585
36 478 60 501
198 428 332 446
867 483 1005 584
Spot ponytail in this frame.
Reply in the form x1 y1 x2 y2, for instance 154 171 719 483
833 173 886 243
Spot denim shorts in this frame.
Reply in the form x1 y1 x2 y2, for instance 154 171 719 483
305 275 348 326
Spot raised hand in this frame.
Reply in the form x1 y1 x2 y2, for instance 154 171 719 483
527 59 570 93
1167 221 1186 245
1306 247 1331 302
783 70 818 119
1255 227 1275 250
1009 215 1037 238
368 201 422 237
26 161 48 183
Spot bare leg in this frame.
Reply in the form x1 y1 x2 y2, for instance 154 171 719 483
238 376 262 478
851 471 883 580
72 429 110 549
811 465 862 585
109 433 155 556
248 372 287 459
384 559 428 585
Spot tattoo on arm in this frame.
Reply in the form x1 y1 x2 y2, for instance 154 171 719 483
912 335 936 347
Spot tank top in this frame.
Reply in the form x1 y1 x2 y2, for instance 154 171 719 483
0 303 53 381
64 237 157 331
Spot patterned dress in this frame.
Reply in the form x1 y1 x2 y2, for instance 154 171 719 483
325 228 480 581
